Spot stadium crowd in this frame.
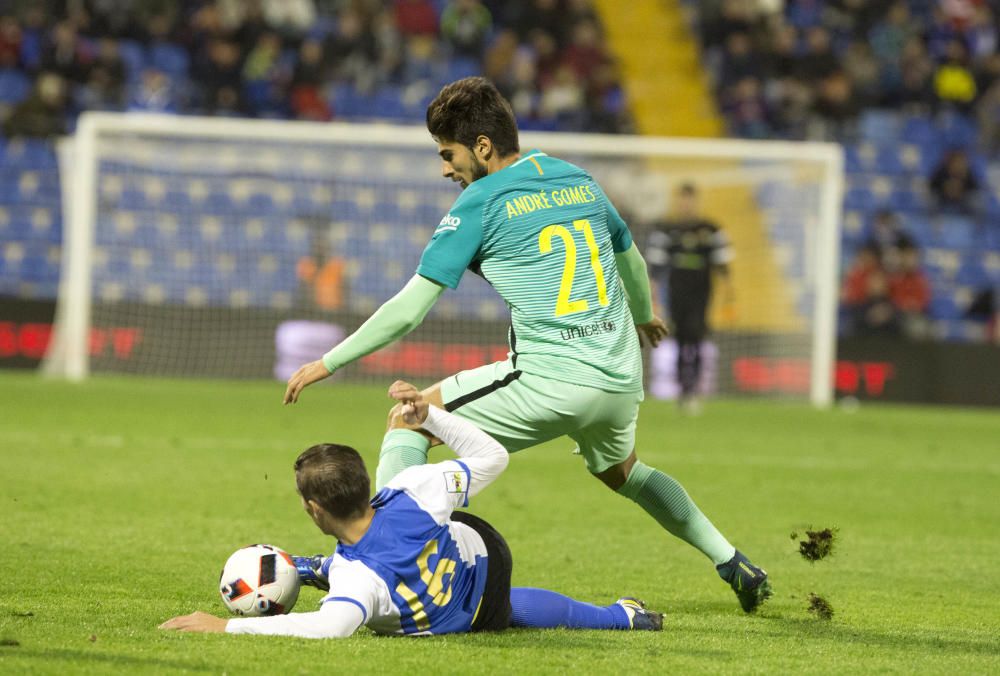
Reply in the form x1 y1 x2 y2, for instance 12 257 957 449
0 0 630 135
692 0 999 340
1 0 996 341
694 0 1000 143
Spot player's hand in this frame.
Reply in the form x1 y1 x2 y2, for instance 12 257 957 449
636 316 669 348
388 380 429 425
284 360 332 404
159 611 228 633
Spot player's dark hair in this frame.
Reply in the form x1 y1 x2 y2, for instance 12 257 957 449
426 76 520 157
294 444 370 520
679 182 698 195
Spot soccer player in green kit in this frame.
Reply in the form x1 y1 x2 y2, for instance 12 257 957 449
284 77 771 613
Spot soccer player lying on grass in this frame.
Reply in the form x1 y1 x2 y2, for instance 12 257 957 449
161 382 662 637
283 76 770 612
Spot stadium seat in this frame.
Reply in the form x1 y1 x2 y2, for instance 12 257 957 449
928 295 961 320
0 69 31 105
117 40 147 82
149 43 190 78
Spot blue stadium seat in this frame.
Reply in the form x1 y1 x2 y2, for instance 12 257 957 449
889 187 923 212
928 295 961 320
955 260 989 287
859 111 900 144
938 112 978 148
844 186 876 211
874 147 906 175
928 215 976 250
901 116 940 146
117 40 146 81
149 42 190 78
0 69 31 105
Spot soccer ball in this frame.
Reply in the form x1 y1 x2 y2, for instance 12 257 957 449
219 544 301 617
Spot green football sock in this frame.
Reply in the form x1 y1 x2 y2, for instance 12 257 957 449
375 429 430 490
617 461 736 566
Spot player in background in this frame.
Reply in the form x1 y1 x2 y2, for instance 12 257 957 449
283 77 771 612
161 382 662 637
645 183 735 415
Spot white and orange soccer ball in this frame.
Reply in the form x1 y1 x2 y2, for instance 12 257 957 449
219 544 301 616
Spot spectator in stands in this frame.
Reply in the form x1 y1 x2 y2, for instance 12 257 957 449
192 38 244 113
842 245 900 336
965 4 997 63
888 244 931 339
373 8 405 85
796 26 839 84
842 39 881 106
700 0 754 50
812 70 860 137
585 60 629 134
326 8 378 92
500 48 540 121
40 20 86 83
441 0 492 59
2 71 67 138
562 19 606 81
242 32 287 115
77 38 126 110
965 287 998 341
510 0 565 46
291 39 331 121
842 244 883 309
539 64 585 128
933 39 978 112
976 75 1000 154
128 68 177 113
866 209 916 264
929 148 981 214
869 1 919 72
719 31 762 90
896 36 935 111
0 14 23 68
297 221 346 312
394 0 439 37
259 0 316 38
723 76 772 138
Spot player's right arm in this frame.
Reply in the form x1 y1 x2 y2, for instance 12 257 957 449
225 561 383 639
284 188 485 404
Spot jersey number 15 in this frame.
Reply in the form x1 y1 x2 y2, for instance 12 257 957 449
538 219 609 317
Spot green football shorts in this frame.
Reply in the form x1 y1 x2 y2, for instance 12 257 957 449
439 359 643 474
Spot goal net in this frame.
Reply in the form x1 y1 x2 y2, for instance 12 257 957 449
45 113 843 405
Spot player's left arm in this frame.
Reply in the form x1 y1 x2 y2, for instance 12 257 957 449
595 184 669 347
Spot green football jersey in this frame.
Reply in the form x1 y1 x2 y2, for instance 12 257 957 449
417 150 643 393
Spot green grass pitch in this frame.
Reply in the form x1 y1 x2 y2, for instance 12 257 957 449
1 372 998 674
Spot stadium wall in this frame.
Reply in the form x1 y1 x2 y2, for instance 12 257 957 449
3 293 995 406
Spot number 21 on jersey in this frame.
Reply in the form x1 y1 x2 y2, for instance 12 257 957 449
538 219 609 317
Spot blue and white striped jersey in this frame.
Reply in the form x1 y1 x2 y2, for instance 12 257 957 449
320 459 492 635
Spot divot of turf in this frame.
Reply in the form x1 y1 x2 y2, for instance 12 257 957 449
0 638 20 647
797 527 837 562
807 594 834 620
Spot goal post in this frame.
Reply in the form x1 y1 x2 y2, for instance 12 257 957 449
46 112 843 406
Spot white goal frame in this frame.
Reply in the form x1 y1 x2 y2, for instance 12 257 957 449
48 112 844 406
